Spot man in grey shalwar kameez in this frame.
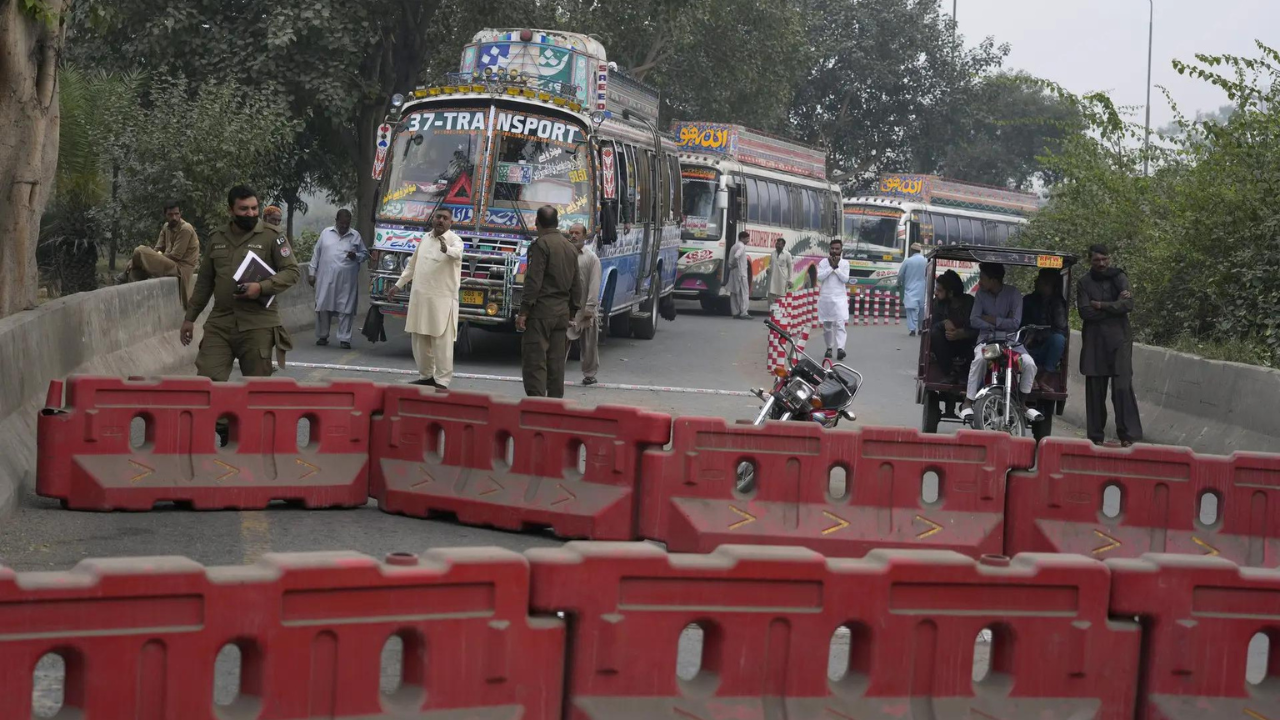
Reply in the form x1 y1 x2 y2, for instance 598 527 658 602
308 209 368 349
728 231 751 319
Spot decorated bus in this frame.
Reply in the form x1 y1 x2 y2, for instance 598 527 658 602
842 173 1043 291
673 122 841 314
368 28 679 342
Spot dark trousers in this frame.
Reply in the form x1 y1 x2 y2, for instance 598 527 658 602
930 324 974 378
522 316 569 398
1085 375 1144 443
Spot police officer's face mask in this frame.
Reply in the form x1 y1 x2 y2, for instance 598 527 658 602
234 214 258 232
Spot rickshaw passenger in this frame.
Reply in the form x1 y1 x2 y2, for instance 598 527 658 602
959 263 1042 423
1022 267 1069 390
929 270 976 383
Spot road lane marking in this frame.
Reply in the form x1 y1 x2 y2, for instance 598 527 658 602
239 511 271 564
277 360 756 397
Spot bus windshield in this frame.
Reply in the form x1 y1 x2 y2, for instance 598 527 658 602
843 206 903 254
680 168 721 241
486 110 593 232
379 107 487 226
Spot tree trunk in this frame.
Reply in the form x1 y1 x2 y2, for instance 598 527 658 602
354 102 382 246
0 0 66 317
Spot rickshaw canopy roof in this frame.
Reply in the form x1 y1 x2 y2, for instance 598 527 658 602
925 244 1078 268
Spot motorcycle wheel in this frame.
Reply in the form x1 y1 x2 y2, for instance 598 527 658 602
972 389 1028 437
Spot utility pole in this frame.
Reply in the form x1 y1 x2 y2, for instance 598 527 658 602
1143 0 1153 176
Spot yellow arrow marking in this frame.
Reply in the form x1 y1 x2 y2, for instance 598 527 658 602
295 458 319 481
1244 709 1272 720
213 460 239 483
410 465 433 489
128 460 154 484
478 478 505 496
1192 536 1220 557
551 483 577 507
728 505 757 530
821 511 850 536
1091 529 1121 555
915 515 942 539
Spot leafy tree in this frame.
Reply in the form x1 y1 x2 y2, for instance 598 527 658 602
1020 41 1280 367
791 0 1006 189
1 0 68 316
920 72 1083 190
549 0 807 131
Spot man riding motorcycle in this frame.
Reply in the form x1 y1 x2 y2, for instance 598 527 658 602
958 262 1043 425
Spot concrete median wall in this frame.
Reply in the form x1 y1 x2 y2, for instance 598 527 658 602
1061 330 1280 455
0 277 315 515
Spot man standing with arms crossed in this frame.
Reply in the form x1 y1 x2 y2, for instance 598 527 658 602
566 222 602 386
1077 244 1143 446
387 209 464 388
518 206 582 398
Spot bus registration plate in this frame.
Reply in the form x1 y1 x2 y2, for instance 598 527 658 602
461 290 486 306
1036 255 1064 269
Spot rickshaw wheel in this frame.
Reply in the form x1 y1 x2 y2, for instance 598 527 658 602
921 391 942 433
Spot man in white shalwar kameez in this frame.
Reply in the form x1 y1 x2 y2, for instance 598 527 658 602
387 208 464 388
309 209 367 349
817 238 851 360
728 231 752 319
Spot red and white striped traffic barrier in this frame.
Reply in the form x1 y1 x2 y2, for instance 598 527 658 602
848 289 902 327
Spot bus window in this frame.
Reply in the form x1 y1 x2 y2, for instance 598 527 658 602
943 215 959 245
747 178 760 222
920 212 937 244
801 191 814 230
657 153 670 222
763 182 777 226
669 157 682 222
959 218 975 243
636 150 652 223
617 144 632 224
972 220 986 244
780 185 792 227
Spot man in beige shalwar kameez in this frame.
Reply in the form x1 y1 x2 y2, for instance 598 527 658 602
119 202 200 307
388 209 464 388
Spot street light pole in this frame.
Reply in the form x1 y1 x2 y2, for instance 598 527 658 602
1143 0 1153 176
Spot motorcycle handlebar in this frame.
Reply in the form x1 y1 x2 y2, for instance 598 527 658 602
765 319 793 344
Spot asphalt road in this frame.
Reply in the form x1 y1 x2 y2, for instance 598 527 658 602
1 299 1088 573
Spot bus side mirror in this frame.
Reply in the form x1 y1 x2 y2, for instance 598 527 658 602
715 188 729 210
599 199 619 245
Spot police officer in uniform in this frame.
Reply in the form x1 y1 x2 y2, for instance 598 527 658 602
516 206 582 398
181 185 300 386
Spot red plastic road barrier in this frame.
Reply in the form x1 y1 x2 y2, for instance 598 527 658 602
0 549 564 719
370 387 671 539
37 376 382 510
638 419 1035 557
529 543 1140 720
1005 438 1280 566
1110 555 1280 720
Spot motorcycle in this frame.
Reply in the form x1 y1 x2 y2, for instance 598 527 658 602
752 319 862 427
968 324 1049 437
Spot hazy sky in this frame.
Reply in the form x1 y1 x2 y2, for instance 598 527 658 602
953 0 1277 128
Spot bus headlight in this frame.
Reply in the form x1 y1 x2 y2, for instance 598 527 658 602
380 254 400 272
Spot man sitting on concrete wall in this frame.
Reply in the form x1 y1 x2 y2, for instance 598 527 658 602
117 201 201 308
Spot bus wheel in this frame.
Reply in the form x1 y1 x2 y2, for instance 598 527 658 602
699 296 718 314
632 277 660 340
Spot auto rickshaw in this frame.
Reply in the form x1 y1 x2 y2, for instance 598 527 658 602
915 244 1078 440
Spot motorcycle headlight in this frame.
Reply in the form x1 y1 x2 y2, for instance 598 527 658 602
380 253 400 272
790 380 812 401
982 344 1002 361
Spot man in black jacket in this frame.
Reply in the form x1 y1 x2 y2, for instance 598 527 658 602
1077 244 1143 446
